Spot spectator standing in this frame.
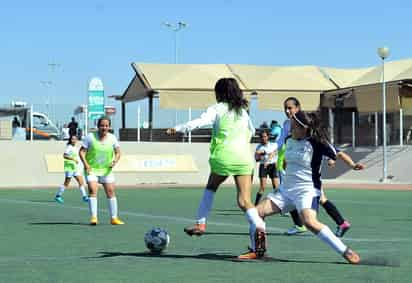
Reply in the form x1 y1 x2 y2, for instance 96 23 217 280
68 117 78 137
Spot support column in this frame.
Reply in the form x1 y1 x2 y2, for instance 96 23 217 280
352 112 356 149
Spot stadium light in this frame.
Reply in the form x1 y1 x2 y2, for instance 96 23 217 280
377 47 390 182
162 21 188 64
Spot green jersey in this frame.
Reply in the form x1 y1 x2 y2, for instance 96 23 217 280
175 103 255 176
63 144 79 173
84 132 119 176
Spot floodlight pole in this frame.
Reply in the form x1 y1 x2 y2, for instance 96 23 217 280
163 21 187 64
378 47 390 182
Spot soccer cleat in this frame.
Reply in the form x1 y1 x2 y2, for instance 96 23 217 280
82 196 89 203
184 223 206 236
111 217 125 225
89 216 98 225
285 225 307 235
255 229 267 257
237 250 258 260
335 220 351 238
54 195 64 204
343 248 360 264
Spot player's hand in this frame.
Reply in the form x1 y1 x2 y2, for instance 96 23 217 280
327 159 336 168
353 163 365 170
166 128 176 135
110 160 117 168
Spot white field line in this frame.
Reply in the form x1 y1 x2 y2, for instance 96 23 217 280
0 198 409 244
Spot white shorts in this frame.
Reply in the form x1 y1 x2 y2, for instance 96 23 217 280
65 171 81 178
86 173 115 184
267 187 321 213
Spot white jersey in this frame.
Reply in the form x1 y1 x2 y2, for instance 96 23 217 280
282 137 337 195
255 142 277 164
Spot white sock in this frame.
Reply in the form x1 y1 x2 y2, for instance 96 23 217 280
246 208 266 251
245 207 265 229
79 186 87 197
195 189 215 224
108 197 118 219
56 185 65 196
317 226 347 254
89 197 97 218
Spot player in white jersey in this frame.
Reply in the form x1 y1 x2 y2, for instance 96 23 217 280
255 110 361 264
54 135 89 204
167 78 266 259
276 97 361 238
254 129 279 205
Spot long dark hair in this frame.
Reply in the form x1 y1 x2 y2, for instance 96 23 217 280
214 78 248 115
292 111 330 145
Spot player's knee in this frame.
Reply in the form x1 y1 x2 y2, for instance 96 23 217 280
301 217 319 231
237 197 251 211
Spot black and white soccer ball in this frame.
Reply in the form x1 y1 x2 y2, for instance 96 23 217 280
144 227 170 253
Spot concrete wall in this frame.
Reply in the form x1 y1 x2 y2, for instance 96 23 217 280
1 141 411 188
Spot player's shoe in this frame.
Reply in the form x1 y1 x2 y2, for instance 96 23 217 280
82 196 89 203
343 248 360 264
285 225 307 235
237 249 258 260
111 217 125 225
89 216 98 225
184 223 206 236
255 229 267 257
335 220 351 238
54 195 64 204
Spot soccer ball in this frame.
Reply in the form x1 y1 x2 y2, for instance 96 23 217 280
144 227 170 253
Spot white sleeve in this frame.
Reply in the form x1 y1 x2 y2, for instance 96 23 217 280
247 115 256 136
64 146 72 155
112 135 120 149
174 104 218 133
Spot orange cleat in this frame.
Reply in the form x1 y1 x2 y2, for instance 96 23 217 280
237 250 258 260
184 223 206 236
89 216 98 226
343 248 361 264
111 217 125 225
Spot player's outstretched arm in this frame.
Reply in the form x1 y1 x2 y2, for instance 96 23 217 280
337 151 365 170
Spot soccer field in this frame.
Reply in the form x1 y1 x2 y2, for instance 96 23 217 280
0 187 409 283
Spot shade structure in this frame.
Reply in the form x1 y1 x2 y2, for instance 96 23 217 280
119 59 412 113
257 91 321 111
159 89 251 109
354 83 400 113
159 90 216 109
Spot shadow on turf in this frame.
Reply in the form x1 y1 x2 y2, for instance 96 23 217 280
29 222 90 226
203 231 311 237
94 251 397 267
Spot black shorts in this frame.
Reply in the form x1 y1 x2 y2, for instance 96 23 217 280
258 163 278 179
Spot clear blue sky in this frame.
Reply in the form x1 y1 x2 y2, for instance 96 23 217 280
1 0 411 128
